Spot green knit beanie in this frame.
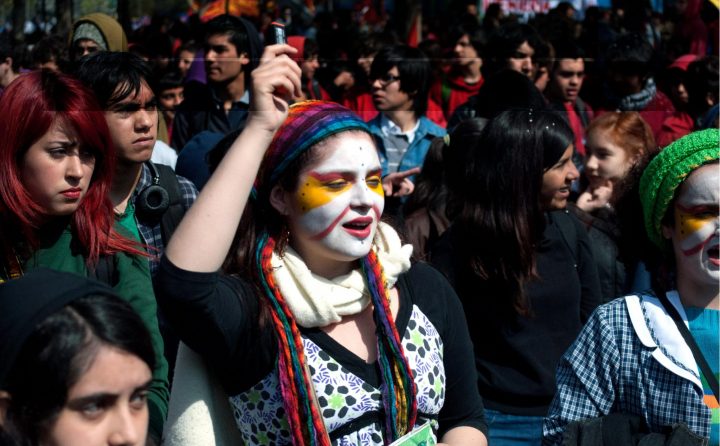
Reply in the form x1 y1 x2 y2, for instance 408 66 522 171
640 128 720 248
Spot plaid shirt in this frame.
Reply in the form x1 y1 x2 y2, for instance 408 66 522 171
134 163 198 277
543 291 711 445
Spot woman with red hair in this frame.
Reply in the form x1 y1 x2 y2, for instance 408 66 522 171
0 69 169 442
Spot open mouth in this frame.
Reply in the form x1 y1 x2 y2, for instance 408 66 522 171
709 245 720 265
342 218 373 238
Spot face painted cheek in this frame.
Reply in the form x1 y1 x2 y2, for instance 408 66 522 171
295 189 352 240
675 207 719 255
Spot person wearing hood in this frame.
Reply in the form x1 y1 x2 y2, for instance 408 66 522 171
69 12 128 61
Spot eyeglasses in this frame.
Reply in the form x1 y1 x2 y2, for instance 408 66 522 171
372 73 401 87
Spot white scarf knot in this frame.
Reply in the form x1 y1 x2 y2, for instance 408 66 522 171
271 222 412 328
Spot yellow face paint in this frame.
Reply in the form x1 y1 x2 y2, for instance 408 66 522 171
675 205 717 245
289 133 385 263
296 171 383 214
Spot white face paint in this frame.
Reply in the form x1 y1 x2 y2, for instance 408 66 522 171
667 163 720 290
289 132 384 270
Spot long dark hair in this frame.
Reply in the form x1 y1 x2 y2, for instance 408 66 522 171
1 294 155 445
403 136 449 217
449 110 573 315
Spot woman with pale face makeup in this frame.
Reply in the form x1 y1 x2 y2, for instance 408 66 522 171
431 111 600 446
0 269 155 446
545 129 720 445
572 112 658 303
158 44 488 446
0 70 170 442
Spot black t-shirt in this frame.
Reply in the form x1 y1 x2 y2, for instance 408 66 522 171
157 258 487 438
431 210 601 416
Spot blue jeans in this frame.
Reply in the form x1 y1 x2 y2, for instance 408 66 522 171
485 408 544 446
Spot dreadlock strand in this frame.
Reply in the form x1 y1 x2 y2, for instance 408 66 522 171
360 249 418 442
256 234 331 446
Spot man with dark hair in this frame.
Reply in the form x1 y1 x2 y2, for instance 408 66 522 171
595 32 674 139
153 70 185 145
75 52 198 415
75 52 197 277
367 44 445 203
170 14 262 150
483 22 542 80
430 24 484 120
287 35 329 100
0 38 20 95
546 41 593 162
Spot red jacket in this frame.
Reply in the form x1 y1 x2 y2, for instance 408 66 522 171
430 73 484 120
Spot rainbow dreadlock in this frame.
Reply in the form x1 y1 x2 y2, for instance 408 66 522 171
252 101 418 445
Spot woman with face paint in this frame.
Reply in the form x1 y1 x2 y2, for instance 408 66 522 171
0 69 169 441
571 112 659 303
431 111 601 446
158 44 487 445
544 128 720 445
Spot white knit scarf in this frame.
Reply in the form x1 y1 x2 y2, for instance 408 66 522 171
270 222 413 328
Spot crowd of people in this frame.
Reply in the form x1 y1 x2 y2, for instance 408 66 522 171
0 1 718 445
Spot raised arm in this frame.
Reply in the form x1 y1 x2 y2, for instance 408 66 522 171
164 44 301 272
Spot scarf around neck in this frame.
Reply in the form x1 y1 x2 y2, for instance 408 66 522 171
271 222 413 328
611 77 657 112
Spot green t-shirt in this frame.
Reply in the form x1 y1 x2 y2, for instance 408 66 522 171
22 225 168 440
115 200 142 242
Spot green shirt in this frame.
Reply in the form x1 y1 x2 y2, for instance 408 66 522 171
22 225 169 440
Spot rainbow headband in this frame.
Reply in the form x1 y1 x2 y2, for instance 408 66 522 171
253 100 370 197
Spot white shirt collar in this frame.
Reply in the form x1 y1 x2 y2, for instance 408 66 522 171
379 113 420 144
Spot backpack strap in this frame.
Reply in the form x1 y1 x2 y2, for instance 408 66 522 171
655 291 720 401
551 209 579 267
153 163 186 243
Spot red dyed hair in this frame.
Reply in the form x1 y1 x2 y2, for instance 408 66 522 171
586 112 657 162
0 69 145 265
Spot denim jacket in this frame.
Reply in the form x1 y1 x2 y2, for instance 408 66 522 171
367 114 446 178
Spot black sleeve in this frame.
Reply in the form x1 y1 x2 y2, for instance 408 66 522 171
156 257 277 394
571 213 602 322
170 108 192 151
404 262 488 438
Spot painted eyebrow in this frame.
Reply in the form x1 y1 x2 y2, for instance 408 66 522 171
308 168 382 182
677 203 719 212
